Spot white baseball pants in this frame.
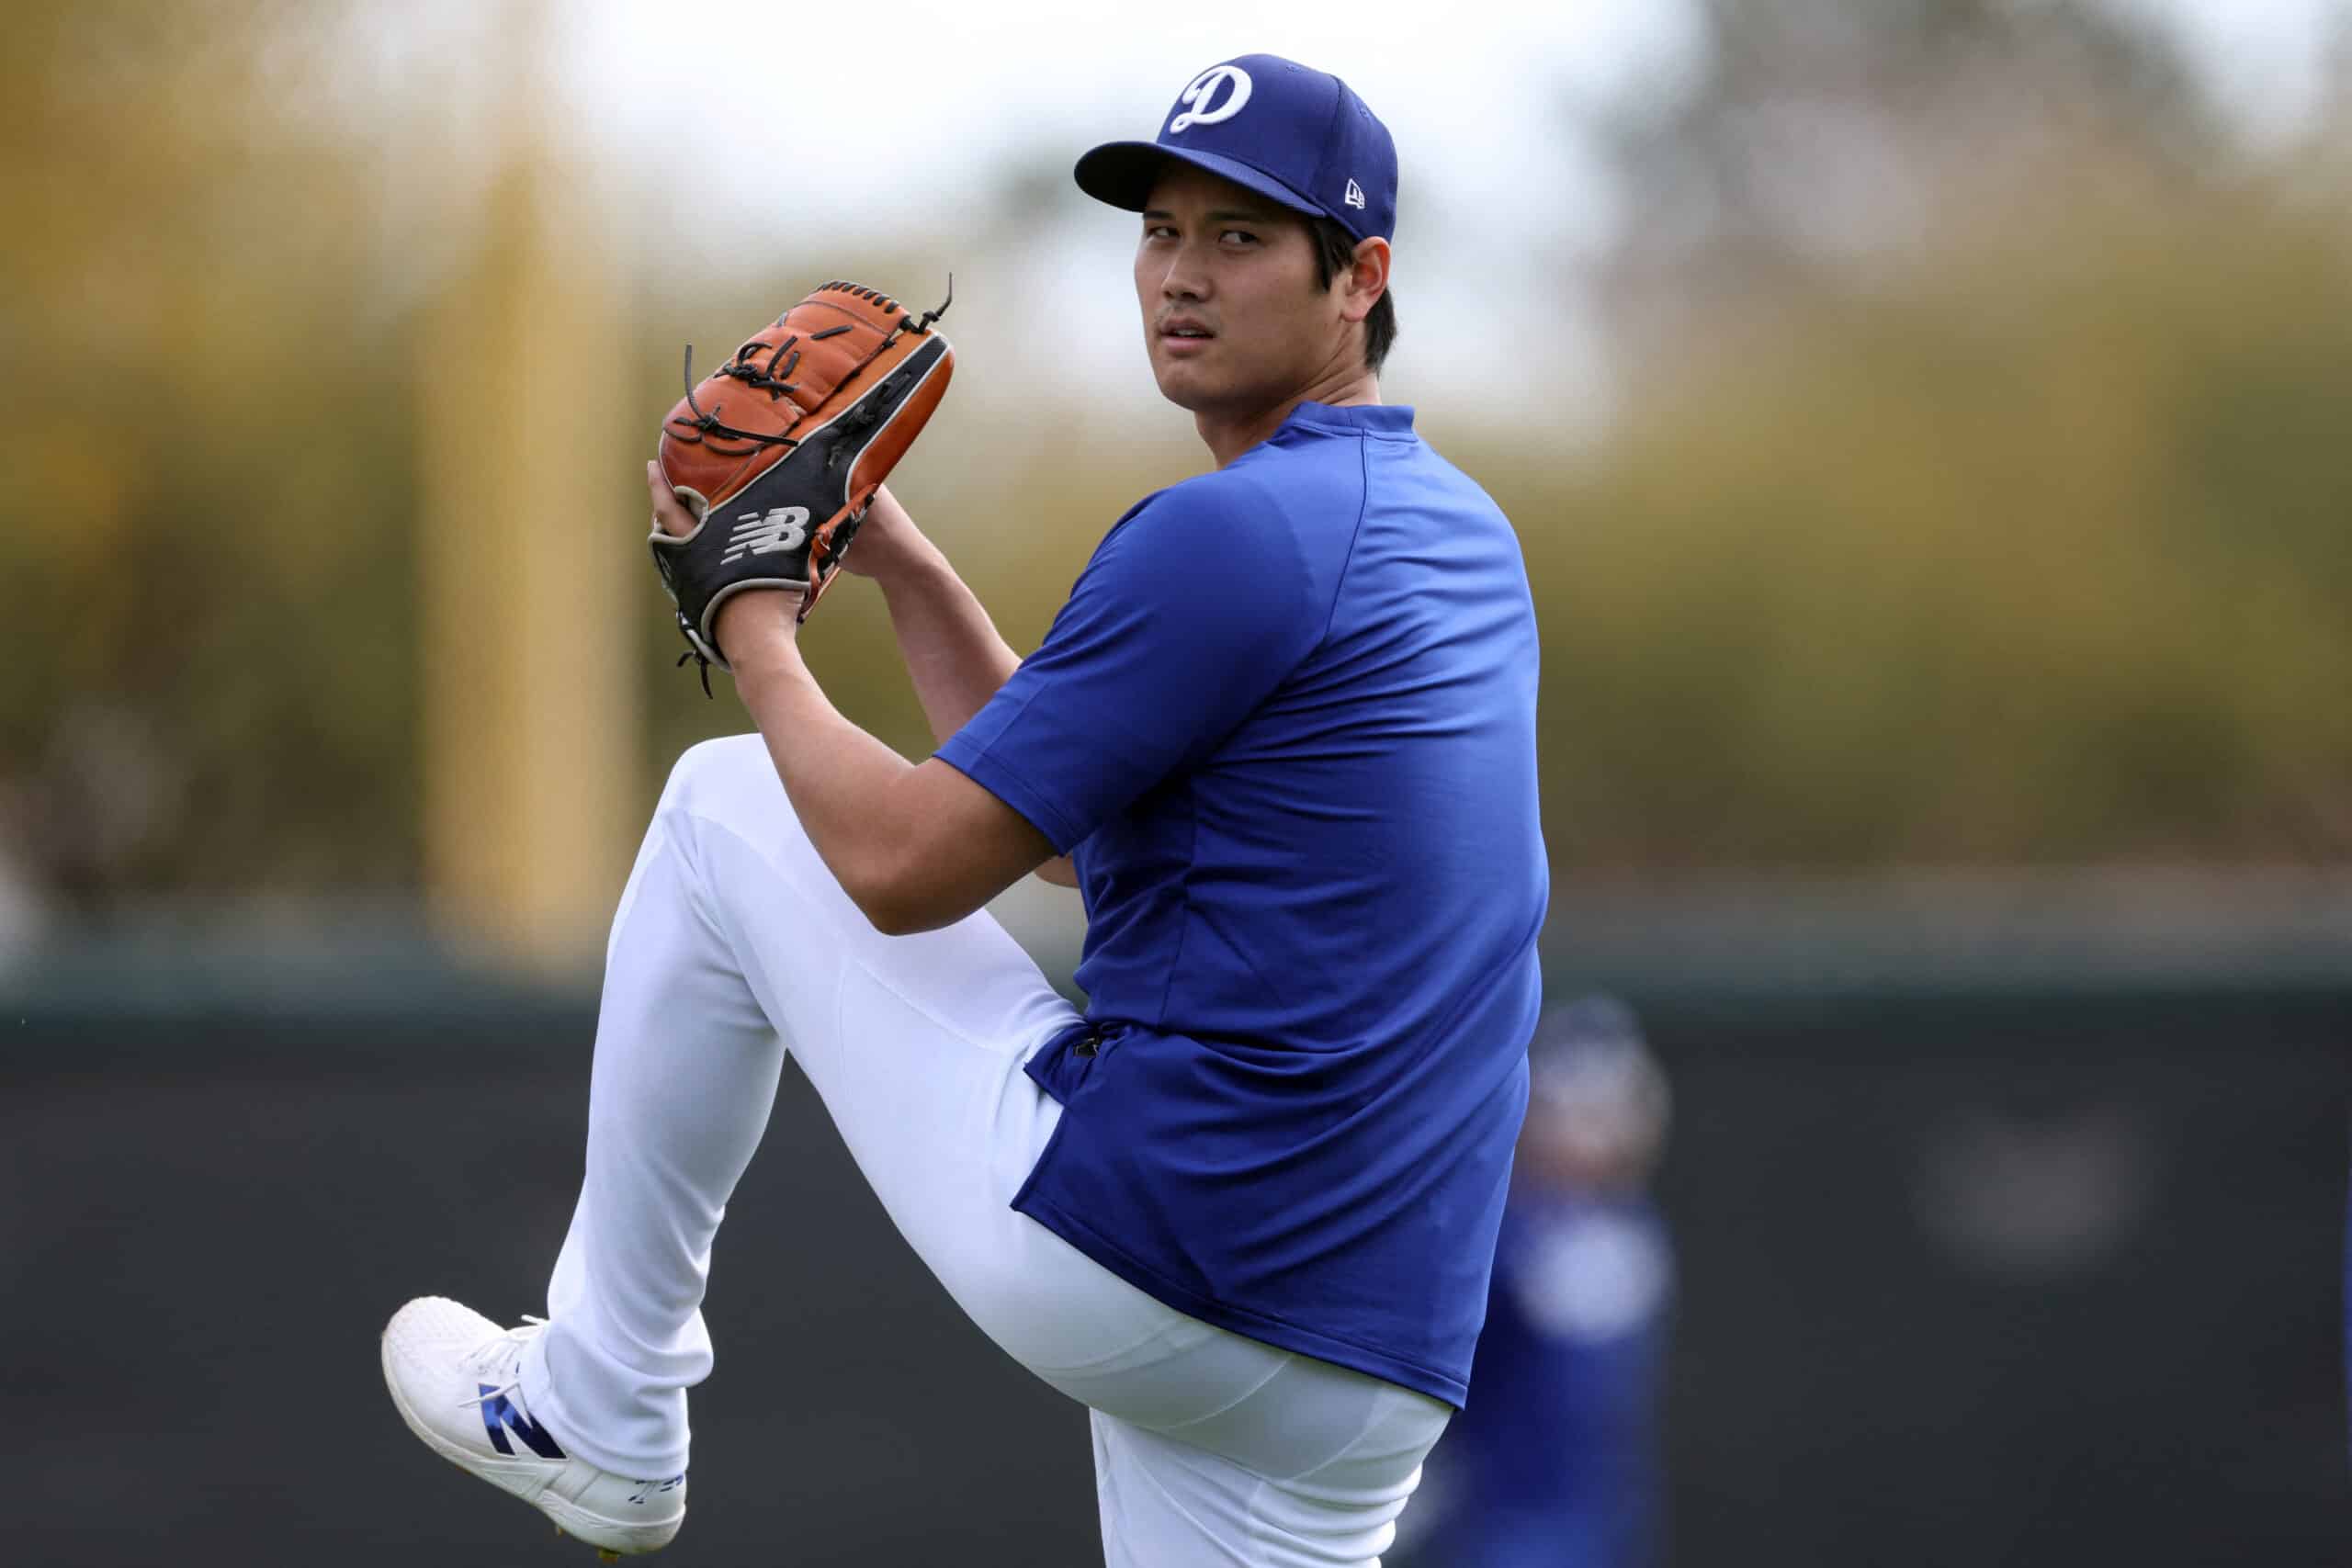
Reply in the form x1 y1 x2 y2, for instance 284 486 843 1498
515 736 1449 1566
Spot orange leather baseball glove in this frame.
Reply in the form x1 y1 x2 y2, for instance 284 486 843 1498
651 279 953 686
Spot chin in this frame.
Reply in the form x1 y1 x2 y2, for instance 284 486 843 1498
1148 361 1218 412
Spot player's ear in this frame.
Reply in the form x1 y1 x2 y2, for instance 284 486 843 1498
1339 236 1390 325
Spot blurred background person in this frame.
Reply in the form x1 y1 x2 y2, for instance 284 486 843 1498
1407 996 1675 1568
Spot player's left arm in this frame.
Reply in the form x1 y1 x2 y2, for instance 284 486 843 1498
648 469 1055 934
728 618 1058 934
847 485 1079 890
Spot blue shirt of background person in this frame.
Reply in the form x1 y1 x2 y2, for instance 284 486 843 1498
1418 997 1675 1568
939 397 1547 1406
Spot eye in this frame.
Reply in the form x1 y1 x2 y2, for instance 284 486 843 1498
1142 223 1177 241
1219 228 1259 246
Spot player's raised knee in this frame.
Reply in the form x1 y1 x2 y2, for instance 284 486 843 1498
659 733 785 818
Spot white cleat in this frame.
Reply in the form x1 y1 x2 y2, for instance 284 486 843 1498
381 1296 685 1557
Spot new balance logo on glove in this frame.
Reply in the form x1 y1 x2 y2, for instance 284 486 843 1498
722 507 812 563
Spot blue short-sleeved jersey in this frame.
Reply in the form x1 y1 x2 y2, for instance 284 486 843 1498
935 400 1546 1406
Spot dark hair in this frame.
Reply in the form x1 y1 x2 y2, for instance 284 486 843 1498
1309 218 1396 374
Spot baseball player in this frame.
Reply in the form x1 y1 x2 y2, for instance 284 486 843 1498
382 52 1547 1568
1413 997 1675 1568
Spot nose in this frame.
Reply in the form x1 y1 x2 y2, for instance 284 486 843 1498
1157 240 1212 304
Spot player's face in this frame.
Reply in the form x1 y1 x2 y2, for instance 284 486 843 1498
1134 165 1348 417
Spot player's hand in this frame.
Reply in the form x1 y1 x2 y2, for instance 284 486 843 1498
646 459 707 541
646 461 799 660
840 485 933 582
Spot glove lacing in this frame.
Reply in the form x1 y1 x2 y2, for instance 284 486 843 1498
663 277 953 457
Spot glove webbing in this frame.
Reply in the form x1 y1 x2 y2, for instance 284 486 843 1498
663 277 954 460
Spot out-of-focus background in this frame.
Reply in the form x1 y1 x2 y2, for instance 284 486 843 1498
6 0 2349 1562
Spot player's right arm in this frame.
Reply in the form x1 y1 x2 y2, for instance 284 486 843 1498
850 487 1079 888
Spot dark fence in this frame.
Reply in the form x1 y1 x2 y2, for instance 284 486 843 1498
5 881 2347 1566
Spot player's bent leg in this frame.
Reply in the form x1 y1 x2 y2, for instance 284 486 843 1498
644 737 1195 1380
479 737 1147 1483
613 738 1453 1568
386 734 1430 1563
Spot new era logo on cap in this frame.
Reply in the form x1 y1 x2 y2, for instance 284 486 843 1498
1073 54 1399 245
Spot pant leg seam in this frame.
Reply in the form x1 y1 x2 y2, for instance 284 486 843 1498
1151 1354 1294 1439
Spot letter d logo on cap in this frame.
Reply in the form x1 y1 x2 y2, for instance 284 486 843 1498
1169 64 1252 133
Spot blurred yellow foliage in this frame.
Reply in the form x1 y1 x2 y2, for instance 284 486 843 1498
3 4 422 900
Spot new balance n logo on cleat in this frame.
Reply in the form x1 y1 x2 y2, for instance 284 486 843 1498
723 506 811 563
477 1384 567 1460
382 1297 686 1555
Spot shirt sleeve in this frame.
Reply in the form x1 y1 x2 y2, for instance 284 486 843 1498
936 479 1327 853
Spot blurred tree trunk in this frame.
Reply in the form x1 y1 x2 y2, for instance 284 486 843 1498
415 17 639 973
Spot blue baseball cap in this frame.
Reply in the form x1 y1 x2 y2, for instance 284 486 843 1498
1074 54 1398 244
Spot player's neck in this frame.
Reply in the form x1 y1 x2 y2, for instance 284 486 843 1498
1197 367 1381 469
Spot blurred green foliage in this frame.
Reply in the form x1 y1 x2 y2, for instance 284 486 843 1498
1489 188 2352 868
4 2 2346 907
